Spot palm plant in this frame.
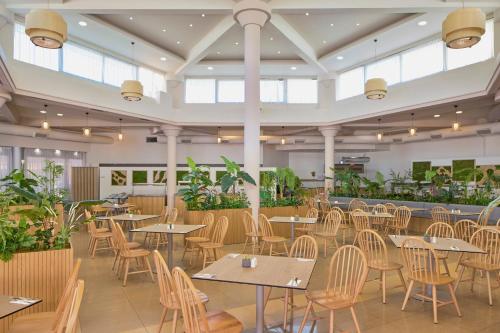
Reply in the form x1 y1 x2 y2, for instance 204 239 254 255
178 157 214 210
219 156 256 194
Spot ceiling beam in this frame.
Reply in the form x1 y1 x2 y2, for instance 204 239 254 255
270 14 328 74
0 105 20 123
175 15 235 77
20 119 154 128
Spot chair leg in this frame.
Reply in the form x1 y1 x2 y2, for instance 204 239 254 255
242 237 249 254
397 268 407 291
350 307 361 333
382 271 386 304
442 259 451 277
123 259 130 287
447 283 462 317
471 268 477 292
283 289 289 331
454 265 465 292
260 242 265 255
283 242 289 256
329 310 334 333
432 285 438 324
455 253 463 272
298 301 313 333
269 244 273 256
144 256 155 282
486 271 493 306
202 249 208 269
157 307 168 333
401 280 414 310
324 239 327 258
172 309 178 333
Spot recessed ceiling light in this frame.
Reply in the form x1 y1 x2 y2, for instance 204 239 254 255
176 40 181 44
160 57 167 61
207 66 214 70
216 51 221 55
55 149 61 156
201 13 205 17
277 50 281 54
234 42 239 45
269 37 274 41
40 110 47 114
434 114 441 118
417 20 428 27
188 23 193 27
336 55 344 60
129 16 133 20
330 23 334 27
78 21 87 27
456 110 463 114
162 28 167 32
305 12 309 16
57 113 63 117
290 66 297 70
356 23 360 26
322 40 327 44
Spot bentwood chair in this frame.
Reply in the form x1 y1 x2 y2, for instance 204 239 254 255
298 245 368 333
115 223 155 286
384 206 412 236
331 206 350 244
242 211 262 254
431 206 451 225
282 236 318 332
172 267 243 333
400 237 461 324
384 202 397 216
454 219 479 271
88 219 114 258
152 207 179 249
313 210 341 257
145 206 169 246
351 209 370 245
259 214 289 256
357 230 406 304
183 213 214 264
425 222 455 276
318 200 331 221
109 219 141 272
198 216 229 268
455 229 500 305
153 250 208 333
295 207 319 236
370 204 388 231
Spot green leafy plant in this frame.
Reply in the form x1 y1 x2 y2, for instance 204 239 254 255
362 171 386 197
332 167 361 197
219 156 256 194
53 202 83 249
178 157 215 210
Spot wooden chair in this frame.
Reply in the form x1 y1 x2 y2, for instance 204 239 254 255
370 204 388 231
153 250 208 333
115 223 155 286
109 219 141 272
357 230 406 304
400 237 461 324
259 214 289 257
152 207 179 249
384 203 397 215
145 206 169 246
455 229 500 305
384 206 411 236
454 219 479 271
351 209 370 245
313 210 341 257
88 219 114 258
295 207 319 236
172 267 243 333
241 211 262 254
331 206 350 244
298 245 368 333
425 222 454 276
183 213 215 264
431 206 451 225
198 216 229 268
318 200 331 221
282 236 318 332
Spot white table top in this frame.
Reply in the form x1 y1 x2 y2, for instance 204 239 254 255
192 254 316 290
131 224 206 234
449 211 481 216
100 203 135 209
0 295 41 319
389 235 486 254
97 214 159 221
352 212 394 218
268 216 317 224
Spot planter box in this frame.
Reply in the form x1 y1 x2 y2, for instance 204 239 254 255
0 247 73 333
184 206 308 244
8 203 65 234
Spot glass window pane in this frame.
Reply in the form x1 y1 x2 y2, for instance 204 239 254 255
336 67 364 100
138 67 166 99
402 41 444 81
446 20 494 70
0 146 12 180
62 43 103 81
366 55 401 86
217 80 244 103
287 79 318 103
103 57 136 87
260 80 285 103
13 23 59 71
185 79 216 103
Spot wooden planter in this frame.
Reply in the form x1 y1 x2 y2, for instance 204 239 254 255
0 247 74 333
8 203 65 234
183 206 308 244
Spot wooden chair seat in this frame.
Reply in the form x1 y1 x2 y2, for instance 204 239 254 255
164 289 209 309
314 231 337 238
122 248 151 258
186 236 210 243
199 242 224 250
245 232 262 237
261 235 286 243
96 227 109 233
305 290 354 310
126 241 141 249
368 259 403 271
410 272 455 286
201 310 243 333
459 258 498 271
8 318 54 333
94 231 113 239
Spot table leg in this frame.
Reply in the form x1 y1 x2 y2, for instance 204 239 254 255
256 285 265 333
290 223 295 242
127 221 133 242
167 233 174 271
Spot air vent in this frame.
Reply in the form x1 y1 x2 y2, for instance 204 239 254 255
392 138 403 143
340 156 370 164
295 139 306 144
222 139 230 144
477 129 491 135
146 136 158 143
430 134 442 139
32 132 48 138
180 139 191 144
334 139 343 144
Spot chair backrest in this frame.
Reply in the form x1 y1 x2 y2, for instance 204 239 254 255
351 209 370 232
109 219 120 251
243 211 259 235
84 209 92 220
198 212 214 238
172 267 210 333
319 201 331 215
87 219 98 236
153 250 179 309
454 219 478 242
307 197 315 209
326 245 368 303
393 206 412 229
52 258 82 330
61 279 85 333
306 207 319 219
114 223 132 255
372 204 388 225
357 229 388 267
468 229 500 268
167 207 178 223
384 202 397 215
353 200 369 212
497 218 500 227
426 222 454 238
321 210 342 234
211 216 229 245
400 237 442 283
431 206 451 224
348 198 360 212
159 206 170 223
290 235 318 259
259 214 274 237
477 207 494 227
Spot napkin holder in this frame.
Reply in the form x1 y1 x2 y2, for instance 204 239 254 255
293 215 300 222
242 257 257 268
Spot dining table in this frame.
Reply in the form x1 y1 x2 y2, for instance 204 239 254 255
268 216 317 241
97 214 159 241
192 253 316 333
0 295 41 319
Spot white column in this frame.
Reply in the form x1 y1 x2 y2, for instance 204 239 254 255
319 126 341 194
13 146 22 170
161 125 182 209
234 0 271 224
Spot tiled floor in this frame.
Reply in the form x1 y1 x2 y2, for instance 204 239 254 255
75 228 500 333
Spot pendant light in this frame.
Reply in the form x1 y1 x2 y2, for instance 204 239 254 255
41 104 49 130
217 127 222 144
365 39 387 100
452 105 460 131
409 112 416 136
83 112 91 137
118 118 124 141
442 1 485 49
376 118 383 141
121 41 143 102
25 0 67 49
281 126 286 145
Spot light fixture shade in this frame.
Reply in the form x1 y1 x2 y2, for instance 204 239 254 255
281 137 286 145
452 122 460 131
25 9 67 49
442 8 485 49
365 78 387 100
409 128 417 136
118 133 124 141
41 120 49 130
83 128 91 137
377 132 383 141
121 80 143 101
